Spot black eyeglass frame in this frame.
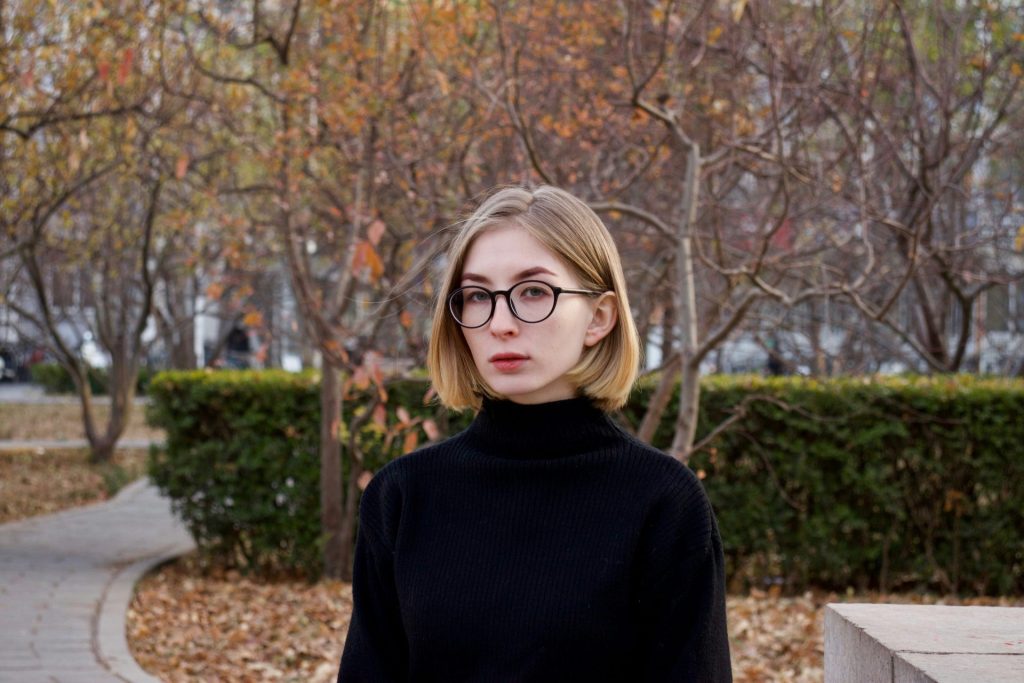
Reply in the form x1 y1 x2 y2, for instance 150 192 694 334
447 279 606 329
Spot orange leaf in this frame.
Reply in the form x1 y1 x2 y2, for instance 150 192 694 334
352 367 370 391
402 431 419 455
175 154 189 180
118 48 134 85
370 363 387 402
242 310 263 328
357 471 374 491
399 310 413 329
98 60 110 81
205 282 224 300
372 403 387 428
396 406 411 424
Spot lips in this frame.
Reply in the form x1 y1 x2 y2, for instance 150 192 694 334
489 353 529 372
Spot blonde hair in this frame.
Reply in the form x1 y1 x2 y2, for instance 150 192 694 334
427 185 640 412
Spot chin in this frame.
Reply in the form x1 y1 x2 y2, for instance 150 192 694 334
483 375 571 405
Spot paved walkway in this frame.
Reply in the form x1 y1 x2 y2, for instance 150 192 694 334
0 477 195 682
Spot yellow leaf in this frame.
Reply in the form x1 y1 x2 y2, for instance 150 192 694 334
242 311 263 328
732 0 747 23
1011 63 1023 78
1015 225 1024 252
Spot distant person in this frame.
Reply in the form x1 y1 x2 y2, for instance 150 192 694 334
338 186 732 681
225 325 251 369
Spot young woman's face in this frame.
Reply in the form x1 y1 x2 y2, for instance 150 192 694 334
456 222 616 405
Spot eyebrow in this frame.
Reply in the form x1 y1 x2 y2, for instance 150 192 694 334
461 266 557 284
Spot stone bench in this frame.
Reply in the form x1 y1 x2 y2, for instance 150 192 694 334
825 603 1024 682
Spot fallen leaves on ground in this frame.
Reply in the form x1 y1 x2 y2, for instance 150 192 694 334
128 555 350 683
0 402 163 441
0 448 147 523
126 556 1024 683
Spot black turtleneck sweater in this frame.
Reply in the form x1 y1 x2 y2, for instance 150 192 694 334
337 397 732 682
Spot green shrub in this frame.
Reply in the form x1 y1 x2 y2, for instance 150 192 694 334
146 370 469 578
624 374 1024 596
149 370 1023 594
30 362 156 396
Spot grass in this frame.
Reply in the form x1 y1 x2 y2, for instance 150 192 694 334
0 401 164 441
0 448 149 523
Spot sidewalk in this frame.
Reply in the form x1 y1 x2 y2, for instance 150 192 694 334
0 477 195 682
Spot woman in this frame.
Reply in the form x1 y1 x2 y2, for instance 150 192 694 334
338 186 732 682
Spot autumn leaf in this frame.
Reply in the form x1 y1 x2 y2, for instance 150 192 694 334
242 310 263 327
422 419 440 441
357 470 374 491
118 48 134 85
205 282 224 300
402 431 419 454
396 406 411 425
732 0 748 23
175 153 189 179
367 219 386 246
1015 225 1024 252
351 367 370 391
372 403 387 428
399 310 413 329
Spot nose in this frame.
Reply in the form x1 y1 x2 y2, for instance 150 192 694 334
488 293 519 336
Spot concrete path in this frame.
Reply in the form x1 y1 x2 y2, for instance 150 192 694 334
0 477 195 682
0 383 149 405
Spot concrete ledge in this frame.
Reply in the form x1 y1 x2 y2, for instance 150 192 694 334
825 603 1024 683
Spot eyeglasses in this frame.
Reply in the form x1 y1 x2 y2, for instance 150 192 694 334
447 279 605 328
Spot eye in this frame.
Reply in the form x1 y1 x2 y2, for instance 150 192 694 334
521 285 550 299
465 289 491 303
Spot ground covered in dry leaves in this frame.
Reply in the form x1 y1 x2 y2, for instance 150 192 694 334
127 554 1023 683
0 401 162 441
0 448 148 523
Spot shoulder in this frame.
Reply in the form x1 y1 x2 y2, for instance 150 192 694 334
613 426 709 499
611 430 717 551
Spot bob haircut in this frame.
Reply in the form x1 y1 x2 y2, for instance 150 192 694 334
427 185 640 412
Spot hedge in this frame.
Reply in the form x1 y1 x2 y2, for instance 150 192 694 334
145 370 469 577
148 371 1024 594
31 362 156 396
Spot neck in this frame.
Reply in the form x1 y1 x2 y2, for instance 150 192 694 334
464 396 621 460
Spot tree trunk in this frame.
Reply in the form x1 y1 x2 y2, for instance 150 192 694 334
669 359 702 465
320 362 345 579
668 143 702 464
636 353 681 444
88 357 137 464
338 448 360 582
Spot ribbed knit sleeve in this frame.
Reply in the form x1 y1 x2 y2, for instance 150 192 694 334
337 477 408 683
632 473 733 682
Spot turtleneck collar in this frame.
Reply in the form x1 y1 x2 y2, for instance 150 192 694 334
463 396 623 460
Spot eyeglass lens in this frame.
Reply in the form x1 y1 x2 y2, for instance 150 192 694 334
450 281 556 327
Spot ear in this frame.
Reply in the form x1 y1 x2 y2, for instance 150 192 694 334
584 291 619 347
